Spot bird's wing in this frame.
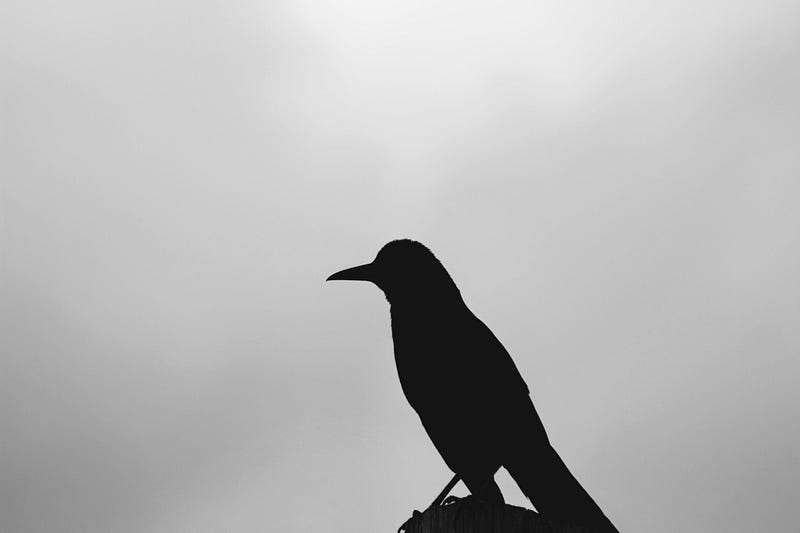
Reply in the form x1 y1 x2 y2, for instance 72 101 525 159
415 309 537 477
462 311 530 399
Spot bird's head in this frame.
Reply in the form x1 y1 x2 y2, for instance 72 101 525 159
326 239 460 304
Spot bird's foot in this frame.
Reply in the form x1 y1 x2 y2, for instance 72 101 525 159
441 494 476 506
441 494 465 506
442 495 492 533
397 509 423 533
397 495 470 532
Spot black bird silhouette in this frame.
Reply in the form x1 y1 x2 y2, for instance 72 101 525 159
328 239 618 532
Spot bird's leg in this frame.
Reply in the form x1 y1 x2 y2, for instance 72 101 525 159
430 473 461 508
397 474 462 533
444 474 504 531
443 470 503 506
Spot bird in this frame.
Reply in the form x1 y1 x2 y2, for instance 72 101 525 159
327 239 618 532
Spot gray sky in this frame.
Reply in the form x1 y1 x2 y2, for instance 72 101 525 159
3 1 799 532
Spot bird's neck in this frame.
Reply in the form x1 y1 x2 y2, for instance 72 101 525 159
388 292 466 318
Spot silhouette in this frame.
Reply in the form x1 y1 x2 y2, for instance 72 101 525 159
328 240 618 532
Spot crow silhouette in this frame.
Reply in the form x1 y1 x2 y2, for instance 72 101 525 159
328 239 618 532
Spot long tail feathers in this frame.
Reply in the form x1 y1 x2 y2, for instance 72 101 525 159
507 444 618 532
504 399 619 532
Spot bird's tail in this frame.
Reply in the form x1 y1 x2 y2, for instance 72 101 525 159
504 400 619 532
507 444 618 532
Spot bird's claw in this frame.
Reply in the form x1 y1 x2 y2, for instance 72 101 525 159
397 509 423 533
399 496 486 532
442 495 481 533
441 494 468 506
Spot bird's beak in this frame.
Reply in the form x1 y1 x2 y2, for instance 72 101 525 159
326 262 375 282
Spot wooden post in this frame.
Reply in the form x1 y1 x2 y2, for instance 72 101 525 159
399 501 599 533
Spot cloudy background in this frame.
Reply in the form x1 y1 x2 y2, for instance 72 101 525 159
3 1 799 531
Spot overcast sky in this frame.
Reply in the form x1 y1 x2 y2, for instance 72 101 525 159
3 1 799 532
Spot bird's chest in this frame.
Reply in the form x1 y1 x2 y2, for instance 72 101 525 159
390 309 462 412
